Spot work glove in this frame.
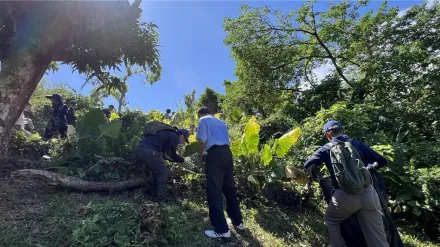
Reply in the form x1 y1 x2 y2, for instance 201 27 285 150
181 157 196 170
367 162 379 170
192 152 206 167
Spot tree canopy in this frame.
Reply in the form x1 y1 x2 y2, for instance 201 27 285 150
223 0 440 138
0 0 161 83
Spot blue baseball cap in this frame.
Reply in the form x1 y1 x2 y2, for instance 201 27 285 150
323 120 343 133
178 129 190 143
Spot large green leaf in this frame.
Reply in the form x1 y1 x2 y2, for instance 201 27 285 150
230 108 243 122
261 144 272 166
119 133 128 145
92 138 106 155
130 136 141 152
99 119 122 139
183 142 198 157
230 140 243 157
273 127 301 158
82 108 106 128
243 116 260 154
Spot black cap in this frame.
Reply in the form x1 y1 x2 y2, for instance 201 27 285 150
45 93 62 102
178 129 190 143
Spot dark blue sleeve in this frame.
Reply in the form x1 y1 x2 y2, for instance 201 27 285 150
354 141 388 168
168 132 184 163
304 145 329 169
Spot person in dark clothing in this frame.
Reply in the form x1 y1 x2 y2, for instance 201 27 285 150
304 120 388 247
196 106 244 239
164 109 172 119
103 105 115 121
134 127 193 201
66 101 77 139
44 94 68 140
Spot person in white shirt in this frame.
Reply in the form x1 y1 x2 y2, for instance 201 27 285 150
15 103 34 137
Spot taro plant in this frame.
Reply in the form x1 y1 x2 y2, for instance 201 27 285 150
76 108 123 156
230 116 307 192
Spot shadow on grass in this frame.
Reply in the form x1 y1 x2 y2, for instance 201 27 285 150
162 200 264 247
253 203 327 247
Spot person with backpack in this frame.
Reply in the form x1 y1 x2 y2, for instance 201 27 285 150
304 120 388 247
134 121 194 201
44 93 68 140
195 106 244 239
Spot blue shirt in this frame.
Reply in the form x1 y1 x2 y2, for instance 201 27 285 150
304 135 387 189
196 115 230 150
140 130 184 163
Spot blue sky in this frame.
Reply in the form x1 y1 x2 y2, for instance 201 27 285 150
45 0 421 113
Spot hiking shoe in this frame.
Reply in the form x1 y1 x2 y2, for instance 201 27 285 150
235 223 245 231
204 229 231 239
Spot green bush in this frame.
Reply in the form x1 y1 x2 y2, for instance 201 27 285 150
71 201 165 247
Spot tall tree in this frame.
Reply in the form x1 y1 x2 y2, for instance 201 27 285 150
90 66 151 114
196 87 223 114
0 1 161 162
223 0 440 128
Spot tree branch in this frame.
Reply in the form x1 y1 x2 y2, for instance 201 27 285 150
309 10 356 89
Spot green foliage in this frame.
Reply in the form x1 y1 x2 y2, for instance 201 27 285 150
71 202 141 247
243 116 260 154
121 108 147 140
8 132 48 160
273 128 301 158
196 87 223 114
76 108 122 156
231 116 303 194
0 1 161 84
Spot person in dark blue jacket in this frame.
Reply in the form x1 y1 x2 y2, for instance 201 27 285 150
134 128 193 201
304 120 388 247
44 94 68 140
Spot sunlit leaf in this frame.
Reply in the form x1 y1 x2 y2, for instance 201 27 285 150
230 140 243 157
243 116 260 154
273 127 301 158
189 133 197 143
109 112 120 121
247 175 259 186
231 108 242 122
130 136 141 152
261 144 272 166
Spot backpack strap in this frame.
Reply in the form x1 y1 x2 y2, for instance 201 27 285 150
327 142 336 148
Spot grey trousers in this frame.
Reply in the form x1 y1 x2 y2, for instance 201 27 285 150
325 185 388 247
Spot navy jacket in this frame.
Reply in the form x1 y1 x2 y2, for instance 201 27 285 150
52 103 68 125
304 135 387 189
66 108 76 125
140 130 184 163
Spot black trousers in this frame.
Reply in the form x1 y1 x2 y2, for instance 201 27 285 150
205 145 243 233
44 118 67 140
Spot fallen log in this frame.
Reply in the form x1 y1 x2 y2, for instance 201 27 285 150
11 169 146 192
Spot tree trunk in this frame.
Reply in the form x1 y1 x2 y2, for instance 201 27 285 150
12 169 146 192
0 53 51 164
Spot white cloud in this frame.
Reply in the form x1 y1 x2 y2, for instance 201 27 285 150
399 0 437 17
313 64 333 81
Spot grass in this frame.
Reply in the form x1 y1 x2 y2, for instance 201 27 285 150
0 176 438 247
